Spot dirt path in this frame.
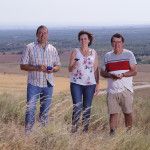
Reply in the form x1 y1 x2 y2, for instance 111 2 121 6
99 83 150 95
133 84 150 90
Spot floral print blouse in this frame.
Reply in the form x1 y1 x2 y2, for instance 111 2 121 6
70 48 96 85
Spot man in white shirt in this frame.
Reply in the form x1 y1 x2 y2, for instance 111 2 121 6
100 33 137 135
20 25 61 133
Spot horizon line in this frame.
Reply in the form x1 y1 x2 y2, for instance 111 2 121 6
0 24 150 30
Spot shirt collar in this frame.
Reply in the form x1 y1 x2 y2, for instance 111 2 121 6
35 41 49 50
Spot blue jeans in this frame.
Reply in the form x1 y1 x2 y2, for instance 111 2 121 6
25 82 53 132
70 83 96 131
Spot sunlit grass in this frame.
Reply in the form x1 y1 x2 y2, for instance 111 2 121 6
0 87 149 150
0 73 149 150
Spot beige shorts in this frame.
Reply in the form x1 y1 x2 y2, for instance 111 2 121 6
107 89 133 114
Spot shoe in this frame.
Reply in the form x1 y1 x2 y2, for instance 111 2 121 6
71 125 78 133
109 129 116 136
126 127 132 134
83 126 88 133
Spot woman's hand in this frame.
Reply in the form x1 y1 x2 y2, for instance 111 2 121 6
68 50 78 72
94 83 100 96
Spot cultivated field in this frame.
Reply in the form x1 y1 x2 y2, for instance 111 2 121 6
1 53 150 81
0 73 107 95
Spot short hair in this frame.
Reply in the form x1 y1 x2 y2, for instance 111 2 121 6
111 33 125 43
36 25 48 35
78 30 93 46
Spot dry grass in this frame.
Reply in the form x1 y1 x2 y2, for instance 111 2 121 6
0 86 150 150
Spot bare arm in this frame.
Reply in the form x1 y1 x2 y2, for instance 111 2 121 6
20 64 50 73
100 69 121 80
20 64 60 73
94 52 100 95
94 53 100 84
100 64 137 79
20 64 39 71
68 50 77 72
94 67 100 84
122 64 137 77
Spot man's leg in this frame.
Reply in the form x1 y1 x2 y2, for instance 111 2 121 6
124 113 132 130
39 82 53 126
107 93 120 135
121 89 133 131
70 83 83 133
25 84 40 133
82 84 96 132
109 113 118 135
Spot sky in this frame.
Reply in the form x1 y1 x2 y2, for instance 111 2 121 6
0 0 150 28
